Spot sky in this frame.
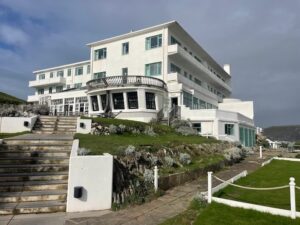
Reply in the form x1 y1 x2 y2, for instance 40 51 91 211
0 0 299 127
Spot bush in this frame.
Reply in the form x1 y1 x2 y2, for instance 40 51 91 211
179 153 191 165
77 147 90 156
143 169 154 183
164 156 174 167
125 145 136 155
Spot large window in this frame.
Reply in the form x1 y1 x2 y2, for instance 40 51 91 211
75 67 83 76
94 48 107 60
56 86 63 93
49 87 53 94
192 123 201 133
57 70 64 77
74 83 82 88
145 92 156 109
193 97 199 109
200 100 206 109
146 34 162 50
145 62 161 76
127 92 138 109
67 69 72 76
50 72 54 78
100 94 107 110
94 72 106 79
38 74 45 80
170 63 181 74
122 42 129 55
225 124 234 135
38 88 44 95
183 91 192 108
112 93 124 110
91 95 99 111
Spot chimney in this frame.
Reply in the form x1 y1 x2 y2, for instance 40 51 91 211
223 64 231 75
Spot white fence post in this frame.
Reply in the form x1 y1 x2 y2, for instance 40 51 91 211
154 166 158 193
290 177 296 219
259 146 263 159
207 171 213 203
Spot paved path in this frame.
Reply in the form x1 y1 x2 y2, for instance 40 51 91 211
65 153 278 225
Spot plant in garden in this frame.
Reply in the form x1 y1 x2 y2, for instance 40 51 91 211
164 156 174 167
77 147 90 156
143 169 154 183
125 145 136 155
179 153 192 165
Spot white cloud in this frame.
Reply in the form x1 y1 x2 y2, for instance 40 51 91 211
0 24 29 45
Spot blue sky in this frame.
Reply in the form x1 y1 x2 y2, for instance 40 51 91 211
0 0 299 127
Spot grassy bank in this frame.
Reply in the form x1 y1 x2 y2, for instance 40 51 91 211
214 160 300 210
161 201 300 225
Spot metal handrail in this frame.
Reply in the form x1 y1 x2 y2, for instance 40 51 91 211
86 75 167 91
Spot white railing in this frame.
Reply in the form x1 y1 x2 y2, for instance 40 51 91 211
205 157 300 219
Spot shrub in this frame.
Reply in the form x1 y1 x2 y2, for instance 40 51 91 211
176 126 198 136
179 153 191 165
143 169 154 183
108 124 118 134
125 145 136 155
164 156 174 167
77 147 90 156
144 126 157 136
223 147 244 161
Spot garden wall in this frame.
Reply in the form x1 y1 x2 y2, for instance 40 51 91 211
0 116 37 133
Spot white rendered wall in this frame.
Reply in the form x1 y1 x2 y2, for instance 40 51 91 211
219 99 254 119
0 116 37 133
67 140 113 212
76 118 92 134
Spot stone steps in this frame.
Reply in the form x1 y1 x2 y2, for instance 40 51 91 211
4 139 73 145
0 180 68 192
0 200 66 215
0 164 69 173
0 171 68 182
0 190 67 203
0 157 69 165
0 151 70 157
0 144 72 151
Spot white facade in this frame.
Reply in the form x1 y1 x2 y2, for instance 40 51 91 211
28 21 256 146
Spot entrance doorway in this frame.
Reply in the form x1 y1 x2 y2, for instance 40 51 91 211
171 97 178 107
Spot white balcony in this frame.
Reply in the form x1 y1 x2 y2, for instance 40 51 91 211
29 77 66 88
27 95 39 102
168 44 232 93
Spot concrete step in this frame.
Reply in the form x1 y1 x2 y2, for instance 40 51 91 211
0 180 68 192
0 144 72 151
0 151 70 157
56 124 77 128
4 139 73 145
0 164 69 173
0 157 69 165
0 172 68 182
33 127 55 131
0 200 66 215
56 128 76 132
0 190 67 203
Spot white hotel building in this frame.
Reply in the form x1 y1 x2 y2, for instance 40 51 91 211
28 21 256 147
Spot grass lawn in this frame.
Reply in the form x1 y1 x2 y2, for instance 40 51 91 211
161 201 300 225
214 160 300 210
74 133 216 155
0 132 29 139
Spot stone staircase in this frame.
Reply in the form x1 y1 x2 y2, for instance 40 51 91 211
0 134 73 215
33 116 77 135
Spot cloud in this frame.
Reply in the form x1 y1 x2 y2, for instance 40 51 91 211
0 24 29 45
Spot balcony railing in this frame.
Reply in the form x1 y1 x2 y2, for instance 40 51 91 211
86 75 167 91
29 77 66 87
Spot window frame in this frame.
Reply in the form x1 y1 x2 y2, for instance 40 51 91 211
94 48 107 60
145 34 162 50
225 124 235 135
145 62 162 76
145 92 156 110
127 92 138 109
122 42 129 55
112 93 125 110
75 67 83 76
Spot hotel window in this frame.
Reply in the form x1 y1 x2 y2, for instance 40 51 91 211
122 42 129 55
183 91 192 108
100 94 107 110
112 93 125 110
74 83 82 89
225 124 234 135
49 87 53 94
207 103 213 109
50 72 54 78
56 86 63 93
194 78 202 86
189 74 193 81
91 96 99 111
122 68 128 76
87 65 90 74
170 36 181 46
170 63 181 74
194 56 202 63
57 70 64 77
193 97 199 109
184 71 188 78
94 71 106 79
38 88 44 95
127 92 138 109
192 123 201 133
145 92 156 110
67 69 72 76
38 74 45 80
94 48 107 60
75 67 83 76
145 62 161 76
145 34 162 50
200 100 206 109
66 85 71 89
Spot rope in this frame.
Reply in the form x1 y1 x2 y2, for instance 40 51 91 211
295 186 300 190
213 175 289 191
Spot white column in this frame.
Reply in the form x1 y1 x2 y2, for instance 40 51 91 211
259 146 263 159
207 171 213 203
154 166 158 192
290 177 296 219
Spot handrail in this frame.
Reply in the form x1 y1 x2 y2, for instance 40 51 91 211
87 75 167 91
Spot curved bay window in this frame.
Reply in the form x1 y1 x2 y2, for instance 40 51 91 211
112 93 125 110
91 96 99 111
127 92 138 109
145 92 156 110
100 94 107 110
